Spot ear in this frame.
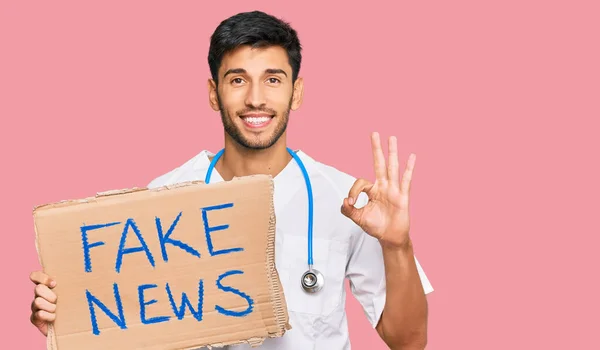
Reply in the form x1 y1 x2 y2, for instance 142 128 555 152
290 77 304 111
207 79 220 111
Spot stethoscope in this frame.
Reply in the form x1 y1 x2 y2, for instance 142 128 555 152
204 147 325 294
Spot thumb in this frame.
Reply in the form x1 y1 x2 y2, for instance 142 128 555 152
341 197 363 225
30 313 48 336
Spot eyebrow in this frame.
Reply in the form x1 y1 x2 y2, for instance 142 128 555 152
223 68 288 78
265 68 287 77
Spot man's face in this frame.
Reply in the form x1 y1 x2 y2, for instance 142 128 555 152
208 45 303 150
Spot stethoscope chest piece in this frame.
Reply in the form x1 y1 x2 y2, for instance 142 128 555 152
301 268 324 293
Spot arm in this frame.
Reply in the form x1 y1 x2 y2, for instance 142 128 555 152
375 240 428 349
341 132 431 349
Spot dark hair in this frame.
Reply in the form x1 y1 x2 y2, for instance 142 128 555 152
208 11 302 85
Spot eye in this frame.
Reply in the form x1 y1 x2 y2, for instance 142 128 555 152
231 78 245 85
267 77 281 84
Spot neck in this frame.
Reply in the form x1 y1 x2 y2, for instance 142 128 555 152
211 134 293 181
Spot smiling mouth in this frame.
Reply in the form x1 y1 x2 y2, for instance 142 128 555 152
240 114 274 128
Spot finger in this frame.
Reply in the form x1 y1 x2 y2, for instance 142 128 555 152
30 312 49 336
371 132 387 182
35 284 58 304
33 296 57 313
33 310 56 323
31 299 40 312
400 153 416 195
30 271 56 288
346 178 374 205
387 136 399 187
341 197 363 225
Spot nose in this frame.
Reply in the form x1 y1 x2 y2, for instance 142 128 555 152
244 81 267 108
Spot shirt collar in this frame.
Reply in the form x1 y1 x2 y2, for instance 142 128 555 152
193 149 317 181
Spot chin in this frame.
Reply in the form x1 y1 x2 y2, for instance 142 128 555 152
238 137 278 150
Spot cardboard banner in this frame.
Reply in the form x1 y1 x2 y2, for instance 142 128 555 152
33 175 290 349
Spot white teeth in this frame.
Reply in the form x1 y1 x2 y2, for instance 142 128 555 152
244 116 270 125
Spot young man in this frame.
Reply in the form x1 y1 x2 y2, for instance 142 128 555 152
29 10 434 350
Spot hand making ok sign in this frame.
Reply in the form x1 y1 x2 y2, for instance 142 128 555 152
341 132 416 250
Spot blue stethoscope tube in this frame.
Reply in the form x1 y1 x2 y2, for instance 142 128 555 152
204 147 324 293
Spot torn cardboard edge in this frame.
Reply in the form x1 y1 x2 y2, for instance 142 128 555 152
34 174 291 349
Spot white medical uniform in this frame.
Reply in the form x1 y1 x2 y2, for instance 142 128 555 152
147 149 434 350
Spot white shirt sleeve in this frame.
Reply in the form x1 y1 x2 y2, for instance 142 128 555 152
344 198 434 328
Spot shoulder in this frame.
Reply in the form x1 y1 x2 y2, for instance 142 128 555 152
304 153 368 206
146 150 213 189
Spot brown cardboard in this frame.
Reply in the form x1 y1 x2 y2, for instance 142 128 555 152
33 175 290 350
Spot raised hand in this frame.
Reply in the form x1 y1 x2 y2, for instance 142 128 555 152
341 132 416 250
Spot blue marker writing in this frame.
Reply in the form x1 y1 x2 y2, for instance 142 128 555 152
86 283 127 335
156 211 201 262
201 203 243 256
215 270 254 317
166 279 204 321
138 284 170 325
115 218 155 273
80 222 120 273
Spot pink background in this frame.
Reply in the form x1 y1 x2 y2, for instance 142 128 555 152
1 0 599 349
